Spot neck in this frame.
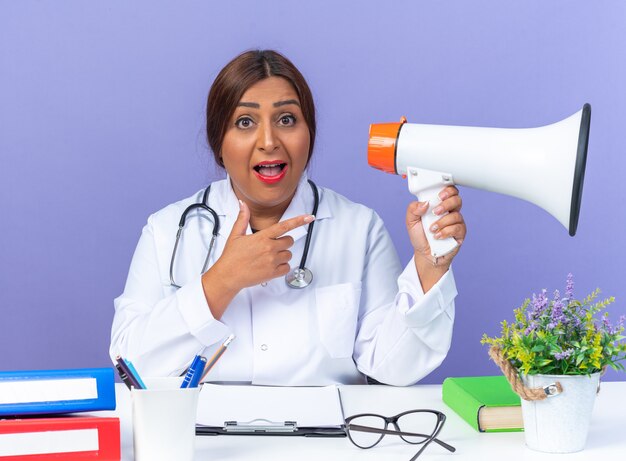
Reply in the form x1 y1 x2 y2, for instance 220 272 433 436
247 200 292 230
230 184 297 231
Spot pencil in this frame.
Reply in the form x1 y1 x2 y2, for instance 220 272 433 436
200 334 235 382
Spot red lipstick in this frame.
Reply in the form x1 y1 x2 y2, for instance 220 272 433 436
253 160 288 184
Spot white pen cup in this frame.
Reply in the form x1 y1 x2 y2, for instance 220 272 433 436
131 377 200 461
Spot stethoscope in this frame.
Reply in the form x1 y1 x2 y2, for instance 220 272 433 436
169 179 319 290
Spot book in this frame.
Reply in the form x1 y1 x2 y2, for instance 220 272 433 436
0 416 120 460
0 368 116 416
442 375 523 432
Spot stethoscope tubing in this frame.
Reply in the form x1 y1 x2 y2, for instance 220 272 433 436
169 180 318 289
297 179 319 271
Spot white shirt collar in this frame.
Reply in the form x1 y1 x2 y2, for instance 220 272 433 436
208 172 332 242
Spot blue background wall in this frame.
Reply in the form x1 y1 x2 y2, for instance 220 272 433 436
1 1 625 383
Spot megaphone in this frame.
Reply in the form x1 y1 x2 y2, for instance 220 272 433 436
368 104 591 259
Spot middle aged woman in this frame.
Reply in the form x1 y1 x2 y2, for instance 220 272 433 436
110 50 467 386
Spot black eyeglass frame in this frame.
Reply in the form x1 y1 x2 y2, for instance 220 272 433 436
344 409 455 461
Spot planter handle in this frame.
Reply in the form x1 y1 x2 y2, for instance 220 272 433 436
488 346 563 401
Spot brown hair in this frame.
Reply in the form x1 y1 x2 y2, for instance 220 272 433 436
206 50 316 168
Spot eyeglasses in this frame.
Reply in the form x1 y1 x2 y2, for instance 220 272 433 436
344 409 456 461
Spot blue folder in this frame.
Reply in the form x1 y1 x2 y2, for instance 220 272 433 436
0 367 116 416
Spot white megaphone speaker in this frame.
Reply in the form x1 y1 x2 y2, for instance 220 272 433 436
368 104 591 259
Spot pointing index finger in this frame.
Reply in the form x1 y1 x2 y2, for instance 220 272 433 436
264 215 316 239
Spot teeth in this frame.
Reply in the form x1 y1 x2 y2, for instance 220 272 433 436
255 163 286 178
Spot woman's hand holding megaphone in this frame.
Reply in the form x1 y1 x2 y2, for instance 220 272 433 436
407 185 466 292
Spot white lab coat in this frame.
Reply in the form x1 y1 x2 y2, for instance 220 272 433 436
110 174 457 386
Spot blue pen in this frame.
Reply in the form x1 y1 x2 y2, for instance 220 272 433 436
181 355 206 389
188 357 207 388
124 359 147 390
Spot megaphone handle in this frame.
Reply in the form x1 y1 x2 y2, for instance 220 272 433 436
406 167 459 259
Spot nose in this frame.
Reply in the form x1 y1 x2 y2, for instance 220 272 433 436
256 123 279 153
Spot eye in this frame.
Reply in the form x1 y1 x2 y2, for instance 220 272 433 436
277 114 296 127
235 116 254 129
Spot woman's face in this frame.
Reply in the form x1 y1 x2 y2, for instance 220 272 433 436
221 76 310 212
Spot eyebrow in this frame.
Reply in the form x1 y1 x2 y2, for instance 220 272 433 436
236 99 301 109
237 102 260 108
273 99 300 108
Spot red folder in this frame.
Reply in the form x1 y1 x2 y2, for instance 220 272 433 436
0 416 120 460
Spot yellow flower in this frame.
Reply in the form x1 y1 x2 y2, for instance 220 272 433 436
590 332 603 369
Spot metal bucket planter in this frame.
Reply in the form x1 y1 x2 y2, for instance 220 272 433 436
520 372 601 453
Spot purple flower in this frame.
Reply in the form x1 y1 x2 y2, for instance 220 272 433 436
565 273 574 302
529 289 549 321
553 349 574 361
525 321 538 335
551 295 566 326
602 315 626 335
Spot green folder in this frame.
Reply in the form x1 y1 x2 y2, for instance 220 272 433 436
442 376 523 433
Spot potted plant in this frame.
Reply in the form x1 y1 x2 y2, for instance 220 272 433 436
481 274 626 453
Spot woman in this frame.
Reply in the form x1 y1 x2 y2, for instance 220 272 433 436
110 50 466 386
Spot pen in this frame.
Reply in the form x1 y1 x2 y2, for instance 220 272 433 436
124 359 147 390
114 359 133 390
115 356 143 389
200 334 235 382
188 357 207 388
181 355 206 389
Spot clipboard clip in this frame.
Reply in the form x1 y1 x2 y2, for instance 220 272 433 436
224 419 298 433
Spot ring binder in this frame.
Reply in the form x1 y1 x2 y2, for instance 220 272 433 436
0 368 116 416
224 420 298 433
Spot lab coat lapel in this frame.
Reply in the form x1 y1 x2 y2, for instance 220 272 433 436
208 176 245 239
273 173 331 242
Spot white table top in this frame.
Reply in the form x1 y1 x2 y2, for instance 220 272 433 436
97 381 626 460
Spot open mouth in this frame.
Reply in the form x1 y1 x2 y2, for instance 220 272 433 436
253 161 288 184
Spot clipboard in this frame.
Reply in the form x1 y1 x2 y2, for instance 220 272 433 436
195 384 346 437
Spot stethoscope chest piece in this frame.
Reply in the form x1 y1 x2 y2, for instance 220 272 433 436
285 267 313 289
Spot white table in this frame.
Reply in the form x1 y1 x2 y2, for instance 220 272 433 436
96 382 626 460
